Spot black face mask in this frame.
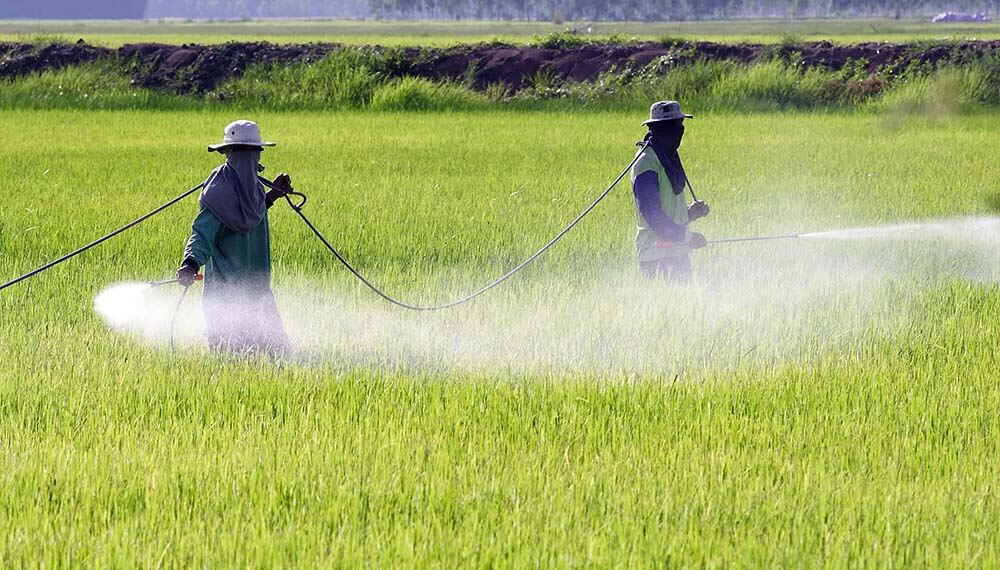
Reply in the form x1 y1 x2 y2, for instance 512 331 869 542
649 121 685 150
644 121 688 195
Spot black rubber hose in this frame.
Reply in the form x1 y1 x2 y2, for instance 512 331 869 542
260 144 648 311
169 284 191 352
0 182 205 293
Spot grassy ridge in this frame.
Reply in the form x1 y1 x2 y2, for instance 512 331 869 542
2 47 999 112
1 109 999 565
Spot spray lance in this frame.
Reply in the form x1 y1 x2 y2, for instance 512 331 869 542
708 233 800 245
656 233 800 251
652 175 802 248
149 274 203 288
670 172 803 247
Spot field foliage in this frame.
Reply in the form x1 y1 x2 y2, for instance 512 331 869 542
2 47 998 113
1 108 998 565
2 18 998 47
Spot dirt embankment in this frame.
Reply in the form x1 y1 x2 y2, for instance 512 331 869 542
1 39 997 94
0 40 106 77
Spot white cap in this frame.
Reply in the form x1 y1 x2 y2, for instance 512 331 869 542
208 120 276 152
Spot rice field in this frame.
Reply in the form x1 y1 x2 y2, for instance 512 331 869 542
1 106 999 565
1 18 998 46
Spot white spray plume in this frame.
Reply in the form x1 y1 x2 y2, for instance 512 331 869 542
94 282 203 346
801 216 1000 243
94 216 1000 372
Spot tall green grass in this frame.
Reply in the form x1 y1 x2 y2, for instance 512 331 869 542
2 49 997 112
873 53 1000 110
370 77 487 111
707 60 838 109
213 49 382 110
216 51 487 111
0 61 191 110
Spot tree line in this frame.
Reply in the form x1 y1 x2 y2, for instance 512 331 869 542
142 0 997 20
3 0 994 21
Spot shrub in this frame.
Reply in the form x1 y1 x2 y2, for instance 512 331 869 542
533 32 590 49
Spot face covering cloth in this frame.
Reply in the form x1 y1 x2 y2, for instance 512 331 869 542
644 123 688 196
199 149 267 234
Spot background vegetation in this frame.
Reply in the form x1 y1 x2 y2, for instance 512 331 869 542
2 42 997 112
141 0 999 21
2 18 998 46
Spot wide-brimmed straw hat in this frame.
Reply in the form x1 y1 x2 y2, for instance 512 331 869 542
207 120 276 152
642 101 693 125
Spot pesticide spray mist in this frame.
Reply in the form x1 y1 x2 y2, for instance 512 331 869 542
94 216 1000 373
94 282 202 346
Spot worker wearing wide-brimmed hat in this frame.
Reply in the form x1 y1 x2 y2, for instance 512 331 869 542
630 101 709 280
176 120 294 355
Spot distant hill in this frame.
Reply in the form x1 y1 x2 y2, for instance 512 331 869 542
1 0 147 19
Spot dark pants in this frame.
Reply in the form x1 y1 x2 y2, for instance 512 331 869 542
202 284 291 357
639 255 692 281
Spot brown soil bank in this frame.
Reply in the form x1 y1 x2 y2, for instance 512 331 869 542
1 39 997 94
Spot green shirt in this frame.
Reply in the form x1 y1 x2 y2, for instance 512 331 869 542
630 147 691 262
183 208 273 297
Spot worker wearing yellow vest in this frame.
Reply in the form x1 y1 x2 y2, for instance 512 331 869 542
631 101 709 280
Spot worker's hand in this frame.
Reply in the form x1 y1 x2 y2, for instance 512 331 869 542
265 173 294 207
688 232 708 249
688 200 710 220
176 260 199 287
271 172 293 195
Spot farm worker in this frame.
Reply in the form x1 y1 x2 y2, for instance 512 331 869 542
176 120 294 355
630 101 710 280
